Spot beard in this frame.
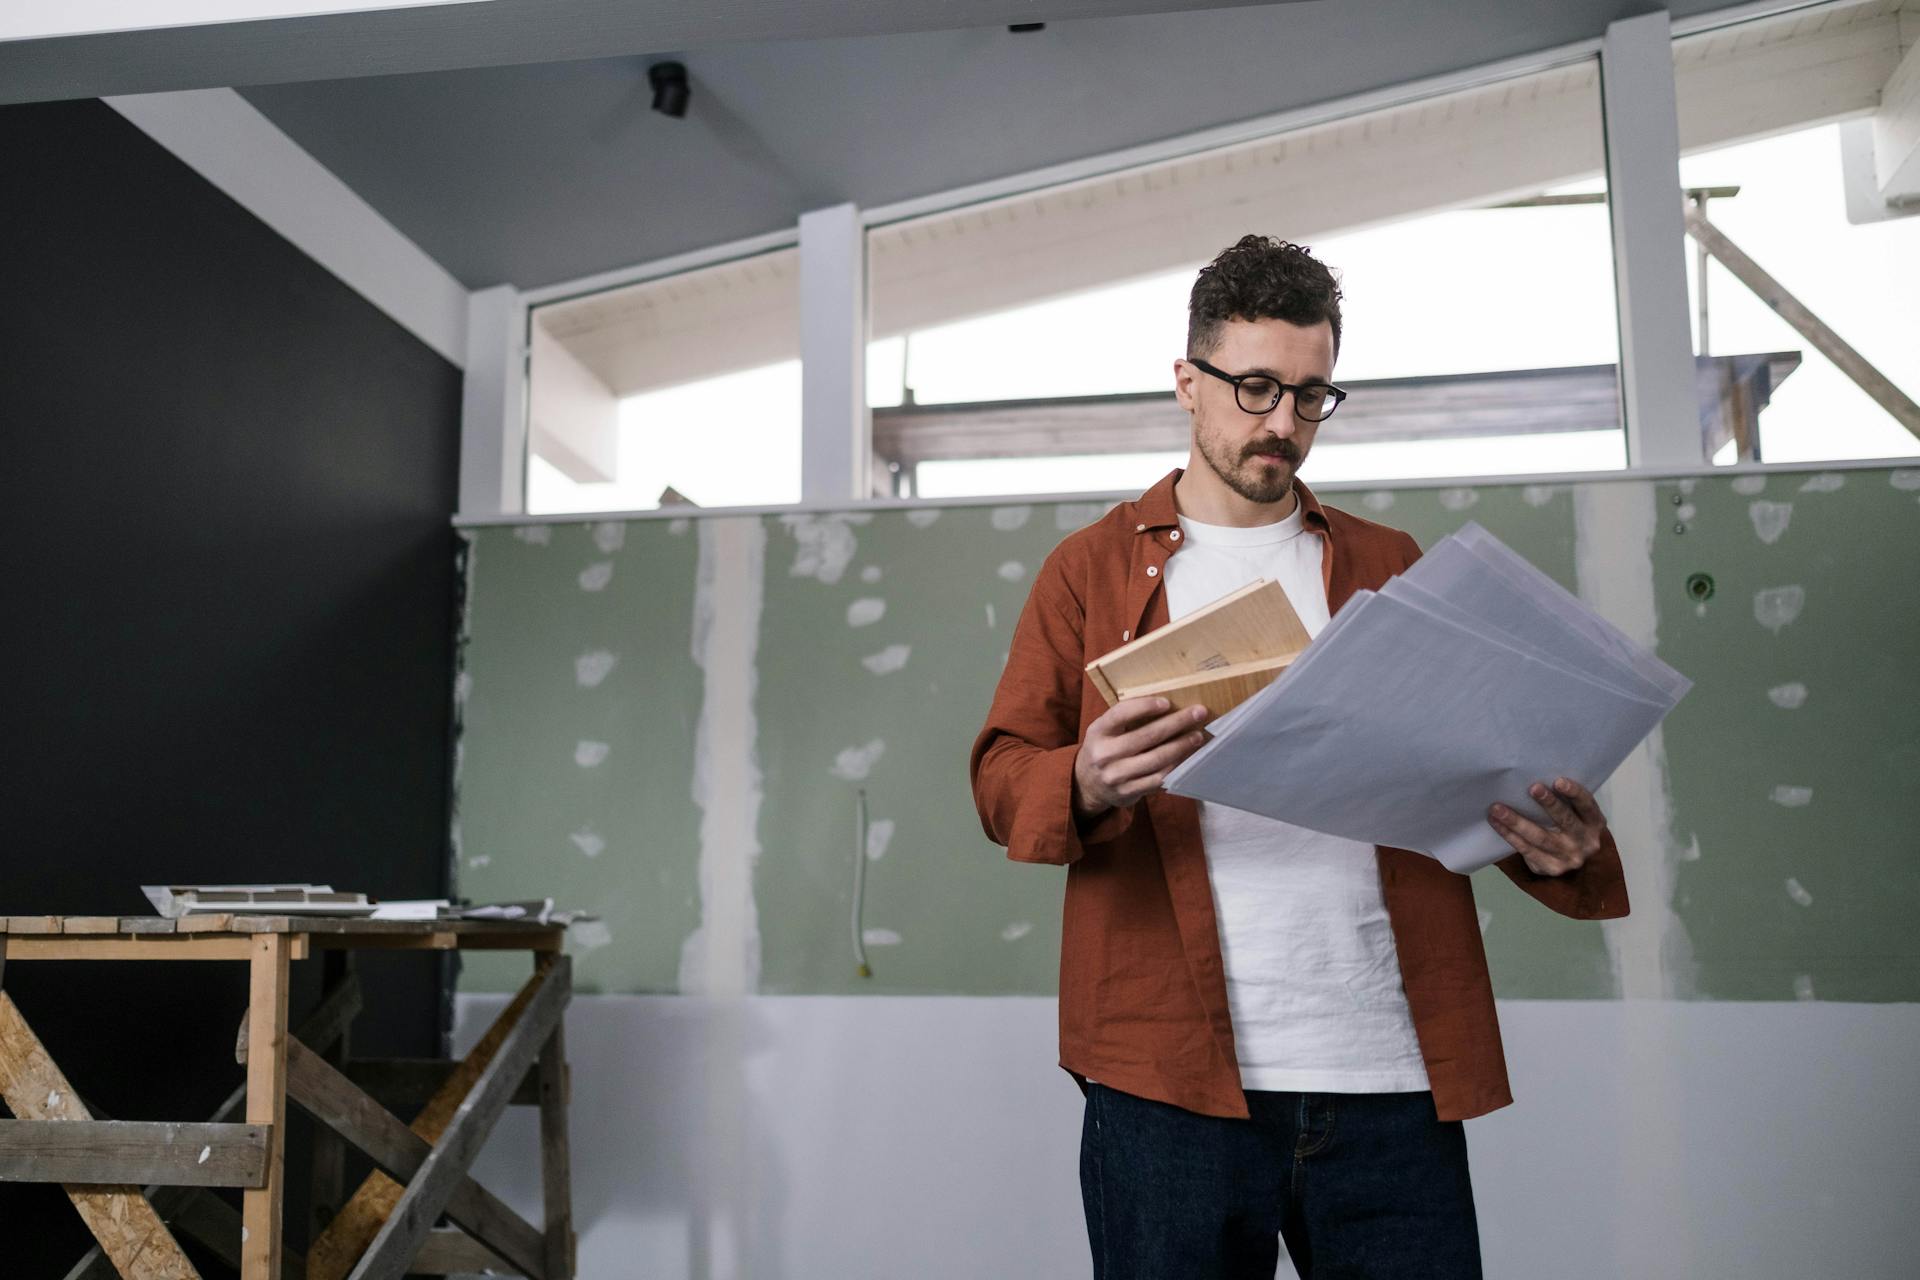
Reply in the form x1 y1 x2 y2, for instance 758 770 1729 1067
1194 416 1302 505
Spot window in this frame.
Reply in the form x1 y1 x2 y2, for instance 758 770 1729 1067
524 248 801 514
1673 0 1920 464
864 58 1623 499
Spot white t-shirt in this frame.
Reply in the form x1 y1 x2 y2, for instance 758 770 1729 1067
1163 501 1430 1094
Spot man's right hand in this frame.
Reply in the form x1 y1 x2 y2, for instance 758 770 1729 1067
1072 697 1212 821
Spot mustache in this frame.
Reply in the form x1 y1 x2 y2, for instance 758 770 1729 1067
1241 437 1302 464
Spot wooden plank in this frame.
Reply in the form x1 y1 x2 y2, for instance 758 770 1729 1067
117 916 180 934
346 960 569 1280
306 964 550 1280
339 1057 546 1110
287 1038 548 1279
4 916 61 934
63 977 362 1280
60 917 121 934
536 989 575 1280
242 931 291 1280
0 991 201 1278
0 1120 267 1187
3 936 256 961
175 912 237 933
1687 206 1920 440
407 1228 521 1276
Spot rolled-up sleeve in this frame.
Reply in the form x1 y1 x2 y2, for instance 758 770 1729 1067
970 551 1134 865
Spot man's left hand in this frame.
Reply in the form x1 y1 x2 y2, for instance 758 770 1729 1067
1488 777 1607 877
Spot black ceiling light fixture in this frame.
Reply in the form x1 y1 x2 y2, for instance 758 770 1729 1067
649 61 690 118
1008 23 1046 33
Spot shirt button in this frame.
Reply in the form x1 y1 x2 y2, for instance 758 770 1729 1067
1146 565 1159 578
1122 630 1131 641
1136 523 1146 532
1170 530 1182 542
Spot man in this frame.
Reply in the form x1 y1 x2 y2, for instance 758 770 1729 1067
969 235 1629 1279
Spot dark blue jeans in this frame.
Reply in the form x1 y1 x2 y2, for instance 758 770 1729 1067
1080 1083 1482 1279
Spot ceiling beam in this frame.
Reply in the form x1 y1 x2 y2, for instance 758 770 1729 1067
0 0 1291 106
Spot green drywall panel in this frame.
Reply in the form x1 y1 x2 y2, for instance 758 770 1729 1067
751 504 1109 995
454 519 705 995
1654 469 1920 1002
450 468 1920 1003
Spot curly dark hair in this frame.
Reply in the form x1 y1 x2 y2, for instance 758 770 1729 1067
1186 235 1343 359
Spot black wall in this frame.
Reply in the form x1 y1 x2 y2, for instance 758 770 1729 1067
0 99 463 1273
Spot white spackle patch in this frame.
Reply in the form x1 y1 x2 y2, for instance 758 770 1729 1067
1747 501 1792 545
1056 502 1111 531
569 919 613 950
47 1090 60 1109
985 604 997 629
591 521 627 554
681 517 768 997
1770 785 1814 808
991 505 1032 531
575 650 618 687
1768 682 1808 709
468 855 491 868
574 740 610 767
832 738 886 781
1793 974 1815 1001
1361 490 1395 512
1889 469 1920 491
1675 503 1697 522
570 827 606 858
242 1228 249 1244
1680 833 1701 862
860 564 882 584
1784 878 1814 908
1694 603 1708 618
781 513 861 585
579 561 614 591
1001 920 1034 942
1476 908 1493 935
1731 474 1766 495
1521 485 1557 508
861 644 911 675
906 508 941 528
1753 585 1805 634
198 1146 211 1165
847 597 887 627
862 928 903 946
453 671 474 705
513 525 552 546
1798 472 1844 494
1677 478 1697 495
865 818 895 861
668 517 691 535
997 560 1027 582
1575 481 1693 1000
1437 488 1479 512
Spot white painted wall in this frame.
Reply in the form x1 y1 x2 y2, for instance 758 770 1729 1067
454 994 1920 1279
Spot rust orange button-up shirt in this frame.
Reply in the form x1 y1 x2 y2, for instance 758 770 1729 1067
969 470 1630 1122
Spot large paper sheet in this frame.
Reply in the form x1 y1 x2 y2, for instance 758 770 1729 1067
1164 525 1691 873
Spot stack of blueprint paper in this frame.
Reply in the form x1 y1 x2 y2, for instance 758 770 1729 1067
1163 522 1692 873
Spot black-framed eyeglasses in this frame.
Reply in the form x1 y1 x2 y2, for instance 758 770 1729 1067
1186 357 1347 422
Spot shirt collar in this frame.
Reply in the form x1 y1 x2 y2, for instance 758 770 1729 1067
1131 467 1331 533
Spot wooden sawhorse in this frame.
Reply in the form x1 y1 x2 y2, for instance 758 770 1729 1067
0 914 574 1280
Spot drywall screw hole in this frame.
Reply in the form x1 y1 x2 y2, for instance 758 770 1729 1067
1685 572 1715 602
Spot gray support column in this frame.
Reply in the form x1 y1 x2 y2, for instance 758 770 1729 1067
1601 10 1701 468
458 285 527 517
799 203 870 504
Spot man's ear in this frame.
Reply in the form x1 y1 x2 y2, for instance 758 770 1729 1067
1172 357 1197 412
